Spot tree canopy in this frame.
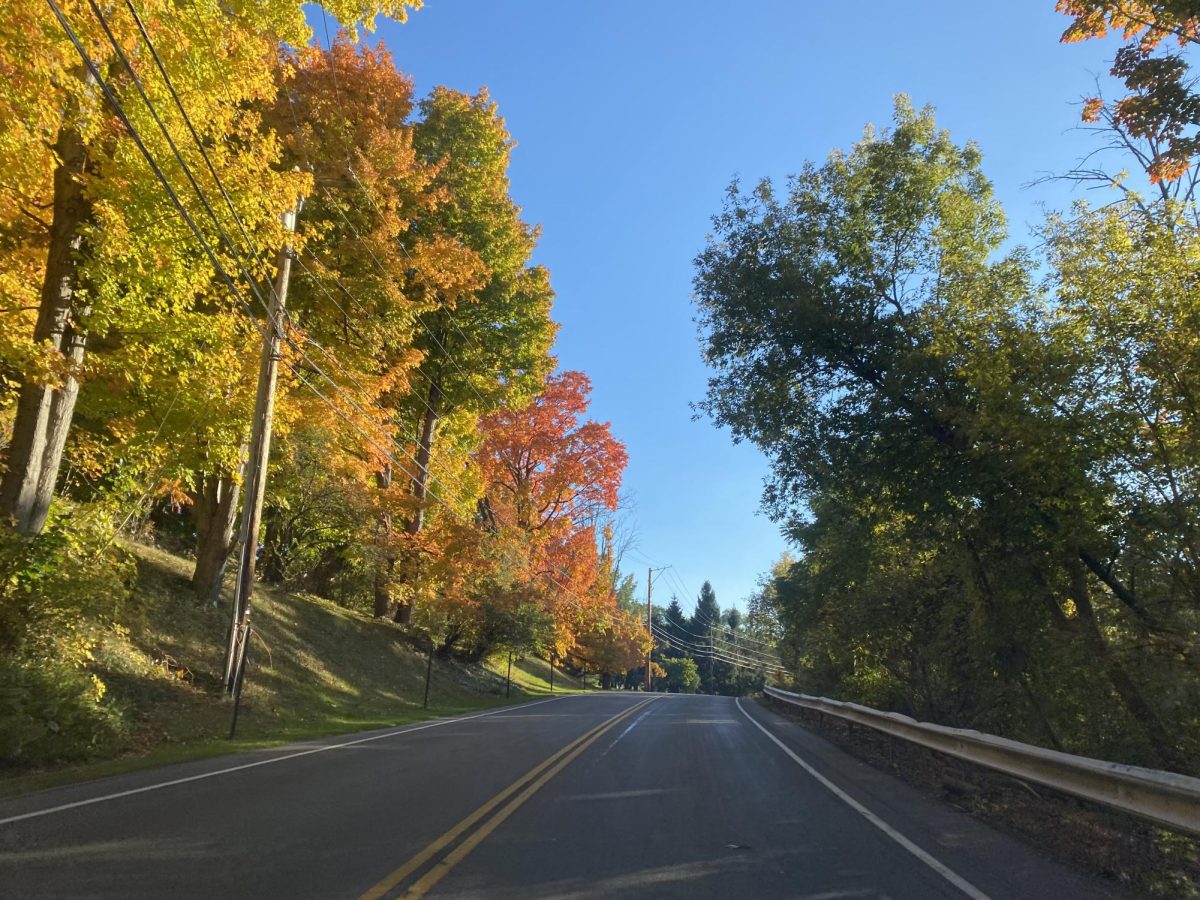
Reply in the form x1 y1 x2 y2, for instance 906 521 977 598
696 94 1200 771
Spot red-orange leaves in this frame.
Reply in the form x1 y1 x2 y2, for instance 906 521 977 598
1056 1 1200 182
477 371 627 535
474 370 629 657
1056 0 1200 48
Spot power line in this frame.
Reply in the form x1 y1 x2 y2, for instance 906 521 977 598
48 0 268 353
610 537 785 669
86 0 284 334
650 624 787 676
59 3 643 646
672 577 784 652
647 570 785 665
73 2 788 692
652 635 787 678
652 621 784 670
121 0 261 264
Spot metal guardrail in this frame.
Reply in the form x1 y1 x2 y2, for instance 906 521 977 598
762 685 1200 836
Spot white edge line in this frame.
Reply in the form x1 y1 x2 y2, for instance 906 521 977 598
735 697 991 900
0 694 573 827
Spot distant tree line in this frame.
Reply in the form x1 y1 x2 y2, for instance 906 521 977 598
637 580 781 695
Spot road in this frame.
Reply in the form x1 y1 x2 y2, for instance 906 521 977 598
0 692 1123 899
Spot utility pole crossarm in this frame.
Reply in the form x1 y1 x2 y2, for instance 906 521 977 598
644 564 670 692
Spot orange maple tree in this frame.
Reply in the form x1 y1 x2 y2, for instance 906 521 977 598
477 370 626 533
476 370 629 655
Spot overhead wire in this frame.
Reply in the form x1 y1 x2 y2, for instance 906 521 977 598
649 624 787 676
85 0 284 335
60 0 736 652
670 582 784 655
651 620 785 670
649 563 785 656
651 632 787 678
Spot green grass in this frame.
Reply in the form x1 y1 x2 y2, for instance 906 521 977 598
486 651 589 696
0 542 589 799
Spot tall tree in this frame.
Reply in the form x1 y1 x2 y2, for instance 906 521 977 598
383 85 557 621
691 581 720 693
265 38 471 614
0 0 419 534
662 597 688 659
476 369 628 656
695 97 1193 767
745 555 790 663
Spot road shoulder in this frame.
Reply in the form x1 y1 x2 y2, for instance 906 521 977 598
738 696 1130 899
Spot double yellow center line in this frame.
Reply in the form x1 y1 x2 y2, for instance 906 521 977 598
360 696 660 900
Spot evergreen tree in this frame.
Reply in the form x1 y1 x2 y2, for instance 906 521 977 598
663 596 687 659
691 581 720 693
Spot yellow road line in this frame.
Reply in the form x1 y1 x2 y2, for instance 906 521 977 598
359 697 658 900
405 696 661 898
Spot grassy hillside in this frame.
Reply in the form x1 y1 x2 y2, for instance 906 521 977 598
1 542 587 797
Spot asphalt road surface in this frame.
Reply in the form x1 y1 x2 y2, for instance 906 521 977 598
0 692 1125 899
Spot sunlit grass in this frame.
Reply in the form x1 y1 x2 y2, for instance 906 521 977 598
0 541 589 799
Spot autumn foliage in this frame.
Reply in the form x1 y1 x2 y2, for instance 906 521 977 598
0 1 643 764
1058 0 1200 181
475 371 630 660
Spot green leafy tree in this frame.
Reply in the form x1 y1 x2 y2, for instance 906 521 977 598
661 657 701 694
695 97 1197 769
745 554 789 653
384 86 557 622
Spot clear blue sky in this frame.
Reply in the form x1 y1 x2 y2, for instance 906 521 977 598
349 1 1122 614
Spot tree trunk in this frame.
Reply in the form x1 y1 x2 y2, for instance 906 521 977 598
1017 671 1064 753
306 541 348 597
0 103 94 533
405 378 442 538
373 464 395 618
191 471 242 605
1066 555 1185 771
390 378 442 625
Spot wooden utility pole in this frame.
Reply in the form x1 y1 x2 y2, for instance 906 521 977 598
224 202 300 695
645 566 652 692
